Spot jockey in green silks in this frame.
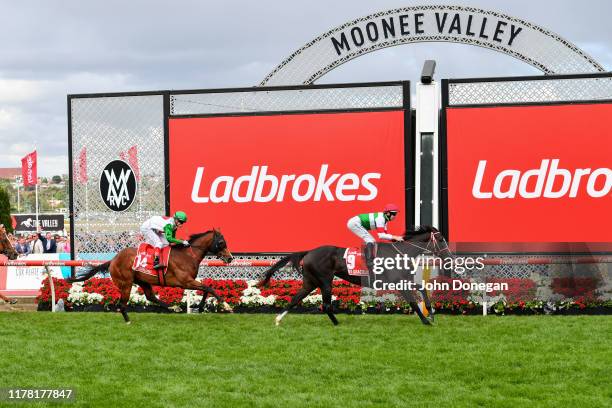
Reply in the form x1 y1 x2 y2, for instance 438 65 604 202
140 211 189 269
346 203 404 272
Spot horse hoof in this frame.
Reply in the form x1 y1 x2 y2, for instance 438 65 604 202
126 321 132 325
275 317 282 326
420 318 431 326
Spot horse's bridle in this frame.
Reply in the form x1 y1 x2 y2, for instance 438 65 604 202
391 231 453 259
189 231 227 255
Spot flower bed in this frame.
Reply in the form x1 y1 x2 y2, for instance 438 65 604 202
36 277 611 314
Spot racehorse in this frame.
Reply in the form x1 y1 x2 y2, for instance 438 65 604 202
0 230 18 260
0 231 18 304
69 229 234 324
258 226 452 326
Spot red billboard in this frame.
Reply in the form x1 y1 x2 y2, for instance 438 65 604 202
446 103 612 247
169 111 406 252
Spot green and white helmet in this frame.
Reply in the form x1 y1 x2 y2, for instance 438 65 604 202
173 211 187 223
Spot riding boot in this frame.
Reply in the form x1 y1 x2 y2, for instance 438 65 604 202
153 248 165 269
365 242 375 274
153 256 162 269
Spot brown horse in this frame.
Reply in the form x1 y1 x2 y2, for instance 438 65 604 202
69 229 233 323
0 230 18 260
0 231 18 304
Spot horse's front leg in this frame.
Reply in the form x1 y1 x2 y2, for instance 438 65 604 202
399 289 432 325
184 279 232 312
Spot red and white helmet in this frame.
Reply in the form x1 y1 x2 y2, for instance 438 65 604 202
384 203 400 213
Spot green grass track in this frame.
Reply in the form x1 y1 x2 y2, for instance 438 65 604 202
1 313 610 407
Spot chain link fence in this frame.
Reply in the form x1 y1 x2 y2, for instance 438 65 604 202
448 74 612 106
70 95 165 257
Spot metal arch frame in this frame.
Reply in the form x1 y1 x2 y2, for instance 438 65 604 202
261 5 605 86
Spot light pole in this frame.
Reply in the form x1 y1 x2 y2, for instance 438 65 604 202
13 175 23 212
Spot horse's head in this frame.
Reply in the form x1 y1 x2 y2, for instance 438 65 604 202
189 229 233 264
0 231 18 260
209 229 233 264
403 226 452 259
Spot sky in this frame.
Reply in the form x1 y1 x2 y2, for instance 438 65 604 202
1 0 611 177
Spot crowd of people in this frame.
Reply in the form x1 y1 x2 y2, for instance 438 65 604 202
0 224 71 305
1 224 70 257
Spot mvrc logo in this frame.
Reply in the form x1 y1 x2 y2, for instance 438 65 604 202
99 160 137 211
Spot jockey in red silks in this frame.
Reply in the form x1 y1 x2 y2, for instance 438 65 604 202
346 204 404 272
140 211 189 269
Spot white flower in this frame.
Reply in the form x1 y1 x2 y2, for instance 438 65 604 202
302 294 336 306
181 291 203 306
242 286 261 297
87 293 104 304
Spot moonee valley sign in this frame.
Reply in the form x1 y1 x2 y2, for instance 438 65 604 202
261 5 604 86
330 11 523 54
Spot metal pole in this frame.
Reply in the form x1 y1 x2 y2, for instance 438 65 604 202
46 266 56 313
186 290 192 314
35 184 39 231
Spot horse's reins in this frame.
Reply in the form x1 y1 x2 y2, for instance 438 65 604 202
186 233 224 260
389 231 453 259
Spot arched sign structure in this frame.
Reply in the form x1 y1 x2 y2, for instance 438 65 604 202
261 5 604 85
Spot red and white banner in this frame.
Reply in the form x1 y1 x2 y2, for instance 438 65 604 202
446 103 612 246
76 147 88 184
119 145 140 182
0 254 63 296
21 150 37 186
169 111 406 252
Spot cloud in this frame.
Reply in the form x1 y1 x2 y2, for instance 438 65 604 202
0 0 610 178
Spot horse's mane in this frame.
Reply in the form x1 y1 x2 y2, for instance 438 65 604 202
188 230 214 244
403 225 438 238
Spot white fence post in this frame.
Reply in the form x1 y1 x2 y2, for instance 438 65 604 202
186 290 192 314
46 266 56 313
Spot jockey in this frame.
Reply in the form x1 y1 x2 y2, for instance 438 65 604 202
140 211 189 269
347 204 404 272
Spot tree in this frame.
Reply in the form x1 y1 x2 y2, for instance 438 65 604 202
0 187 13 233
52 175 62 184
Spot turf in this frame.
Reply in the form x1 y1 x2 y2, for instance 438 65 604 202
0 313 610 408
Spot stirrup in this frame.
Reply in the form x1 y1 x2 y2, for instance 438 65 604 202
152 255 164 270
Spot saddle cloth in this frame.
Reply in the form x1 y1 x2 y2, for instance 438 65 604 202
343 247 369 276
132 243 172 284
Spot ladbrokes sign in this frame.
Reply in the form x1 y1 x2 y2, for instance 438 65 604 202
190 165 381 203
170 111 406 252
446 103 612 244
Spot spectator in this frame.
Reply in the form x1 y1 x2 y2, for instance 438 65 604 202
15 237 30 256
39 232 57 254
30 234 44 254
57 236 70 253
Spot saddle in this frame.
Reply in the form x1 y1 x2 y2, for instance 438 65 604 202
343 246 371 276
132 243 172 285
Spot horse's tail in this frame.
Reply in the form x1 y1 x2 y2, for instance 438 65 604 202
257 251 308 288
67 261 111 283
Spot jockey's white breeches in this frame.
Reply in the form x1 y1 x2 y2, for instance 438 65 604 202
140 227 168 249
347 216 376 244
